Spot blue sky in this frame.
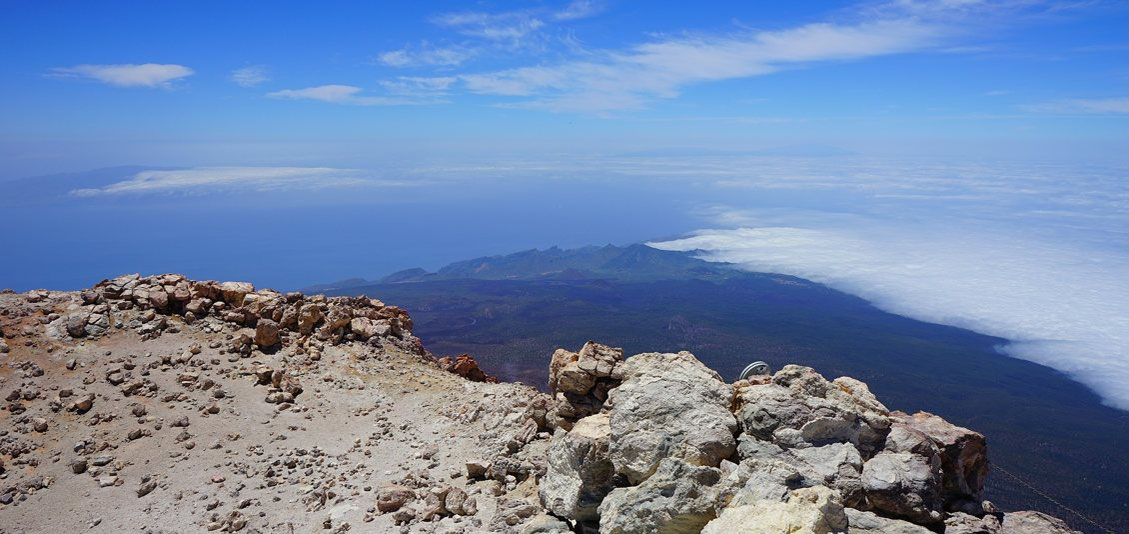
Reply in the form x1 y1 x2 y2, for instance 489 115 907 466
3 0 1129 176
3 1 1129 409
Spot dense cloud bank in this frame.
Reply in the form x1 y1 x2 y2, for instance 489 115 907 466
654 220 1129 411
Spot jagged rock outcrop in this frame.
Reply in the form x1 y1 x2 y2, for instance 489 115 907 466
547 341 624 429
536 345 1080 534
59 273 421 355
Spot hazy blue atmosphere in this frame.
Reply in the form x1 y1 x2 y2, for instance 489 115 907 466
3 1 1129 411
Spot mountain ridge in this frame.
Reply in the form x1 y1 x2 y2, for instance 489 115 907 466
302 244 737 292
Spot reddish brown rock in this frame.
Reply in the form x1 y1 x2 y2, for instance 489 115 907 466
547 341 625 429
254 319 280 347
376 485 416 513
440 354 497 383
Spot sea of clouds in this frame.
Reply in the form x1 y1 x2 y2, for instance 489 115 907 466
646 156 1129 410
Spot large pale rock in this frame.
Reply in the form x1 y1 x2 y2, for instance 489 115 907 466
298 304 323 335
607 351 736 484
185 299 208 316
790 442 864 506
732 436 864 506
890 411 987 505
722 456 802 504
861 451 942 524
736 366 890 454
540 413 614 523
219 281 254 305
1000 511 1080 533
242 290 283 318
520 514 572 534
66 312 87 338
703 486 848 534
598 458 723 534
845 508 933 533
349 317 379 340
324 305 352 330
945 511 1002 534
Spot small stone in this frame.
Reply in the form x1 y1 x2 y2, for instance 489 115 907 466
137 480 158 497
466 460 491 480
376 485 415 513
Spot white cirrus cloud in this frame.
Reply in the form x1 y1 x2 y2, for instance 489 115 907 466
554 0 604 21
377 43 477 68
50 63 194 88
266 84 440 106
460 19 942 112
231 65 270 87
69 167 417 196
379 76 457 97
432 10 545 41
379 2 600 68
1026 97 1129 114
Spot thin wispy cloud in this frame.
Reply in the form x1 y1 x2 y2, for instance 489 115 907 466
554 0 604 21
266 84 440 106
50 63 194 88
381 0 1085 113
379 76 456 97
1026 96 1129 114
1072 43 1129 52
461 19 943 112
432 10 546 41
69 167 413 196
379 2 602 69
377 43 477 68
231 65 270 87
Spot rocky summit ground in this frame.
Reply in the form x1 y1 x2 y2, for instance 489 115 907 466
0 274 1081 533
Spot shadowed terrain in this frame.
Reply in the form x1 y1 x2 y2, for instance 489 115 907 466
321 244 1129 533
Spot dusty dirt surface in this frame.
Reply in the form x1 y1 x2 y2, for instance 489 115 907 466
0 276 1082 534
0 281 550 534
